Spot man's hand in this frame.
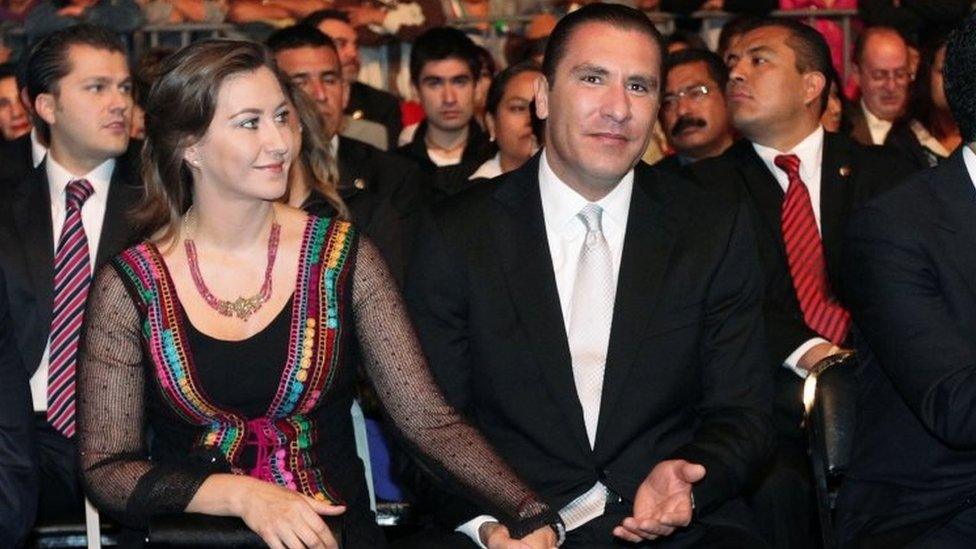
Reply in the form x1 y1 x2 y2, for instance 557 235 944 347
798 342 847 372
613 460 705 543
480 522 557 549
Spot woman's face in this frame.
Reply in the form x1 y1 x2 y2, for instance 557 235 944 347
186 67 294 202
487 70 540 170
821 82 842 133
931 45 948 112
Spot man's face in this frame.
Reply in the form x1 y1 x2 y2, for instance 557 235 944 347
36 44 132 168
855 32 910 121
0 75 30 140
274 45 348 137
536 22 660 193
317 19 360 83
414 58 476 133
725 26 815 144
660 61 731 159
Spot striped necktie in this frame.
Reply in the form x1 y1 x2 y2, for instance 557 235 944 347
47 178 95 438
775 154 851 344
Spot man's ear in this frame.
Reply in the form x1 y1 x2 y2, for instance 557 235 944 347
34 92 57 127
534 74 549 121
803 71 827 108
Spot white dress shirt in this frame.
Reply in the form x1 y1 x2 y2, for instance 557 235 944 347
862 100 893 145
964 145 976 189
752 126 830 379
29 154 115 412
31 127 47 168
456 150 633 546
468 153 502 181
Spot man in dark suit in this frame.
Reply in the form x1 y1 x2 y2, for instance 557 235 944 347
690 19 914 549
404 5 773 548
0 24 142 523
269 24 424 286
0 266 39 547
303 9 403 151
837 14 976 547
846 27 911 147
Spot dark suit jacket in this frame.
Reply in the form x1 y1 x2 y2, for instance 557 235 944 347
846 104 875 148
0 142 143 380
396 120 492 205
346 81 402 152
404 153 774 529
303 136 424 287
0 134 35 182
689 133 914 436
837 149 976 547
0 267 38 546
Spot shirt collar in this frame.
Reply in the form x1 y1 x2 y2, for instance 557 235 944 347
30 128 47 168
46 153 115 203
752 125 825 168
330 134 339 158
538 148 633 235
862 100 892 132
963 145 976 191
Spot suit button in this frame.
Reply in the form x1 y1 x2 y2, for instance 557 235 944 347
351 109 364 120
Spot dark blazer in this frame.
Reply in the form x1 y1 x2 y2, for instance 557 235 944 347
0 267 38 546
845 104 875 147
0 134 35 182
396 120 492 205
404 153 774 529
0 142 143 379
689 133 914 435
837 149 976 547
346 81 402 152
302 136 423 287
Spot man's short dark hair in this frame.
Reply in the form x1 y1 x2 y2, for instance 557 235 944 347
266 24 338 56
0 63 16 82
410 27 481 85
739 18 833 114
944 15 976 142
853 26 906 67
542 3 664 89
663 48 729 92
25 23 125 142
302 9 352 28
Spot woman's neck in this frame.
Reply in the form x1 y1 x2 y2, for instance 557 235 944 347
188 194 275 251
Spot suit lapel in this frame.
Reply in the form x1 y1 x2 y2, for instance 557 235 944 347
12 165 55 333
594 165 677 451
490 155 592 456
934 150 976 300
95 159 140 268
734 142 785 250
819 134 854 285
337 136 368 193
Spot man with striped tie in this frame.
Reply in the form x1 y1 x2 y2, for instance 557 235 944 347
0 24 142 524
690 18 914 549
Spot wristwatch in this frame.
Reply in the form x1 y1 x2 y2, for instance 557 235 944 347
550 521 566 546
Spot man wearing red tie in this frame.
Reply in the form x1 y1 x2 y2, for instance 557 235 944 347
0 24 142 523
690 18 914 549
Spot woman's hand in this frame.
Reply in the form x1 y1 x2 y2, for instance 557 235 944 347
188 474 346 549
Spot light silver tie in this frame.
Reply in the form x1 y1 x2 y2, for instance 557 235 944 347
560 203 615 530
568 203 614 448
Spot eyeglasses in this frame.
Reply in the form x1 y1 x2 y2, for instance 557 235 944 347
866 69 913 85
661 84 712 110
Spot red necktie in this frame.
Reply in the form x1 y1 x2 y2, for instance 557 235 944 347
47 178 95 438
775 154 851 345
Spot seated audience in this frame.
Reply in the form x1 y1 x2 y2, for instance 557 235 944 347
24 0 144 45
403 4 773 548
0 23 142 524
397 26 491 203
887 34 960 168
690 18 914 548
0 267 38 548
838 13 976 547
226 0 328 24
130 47 173 141
304 9 403 151
137 0 228 24
664 29 708 54
779 0 859 79
468 61 541 181
656 48 734 172
859 0 971 49
848 26 911 145
0 60 47 182
0 63 30 142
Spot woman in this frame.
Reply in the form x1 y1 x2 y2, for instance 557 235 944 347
887 36 960 168
77 40 562 548
469 61 542 181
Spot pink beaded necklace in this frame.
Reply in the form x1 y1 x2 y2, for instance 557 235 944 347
183 207 281 321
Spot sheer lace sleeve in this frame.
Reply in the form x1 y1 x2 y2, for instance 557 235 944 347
351 237 561 538
78 265 211 527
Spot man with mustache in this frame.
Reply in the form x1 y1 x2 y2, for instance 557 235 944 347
0 23 143 524
405 4 773 547
847 26 912 146
689 18 913 549
656 48 735 172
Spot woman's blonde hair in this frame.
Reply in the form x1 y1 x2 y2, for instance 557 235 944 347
282 78 349 220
